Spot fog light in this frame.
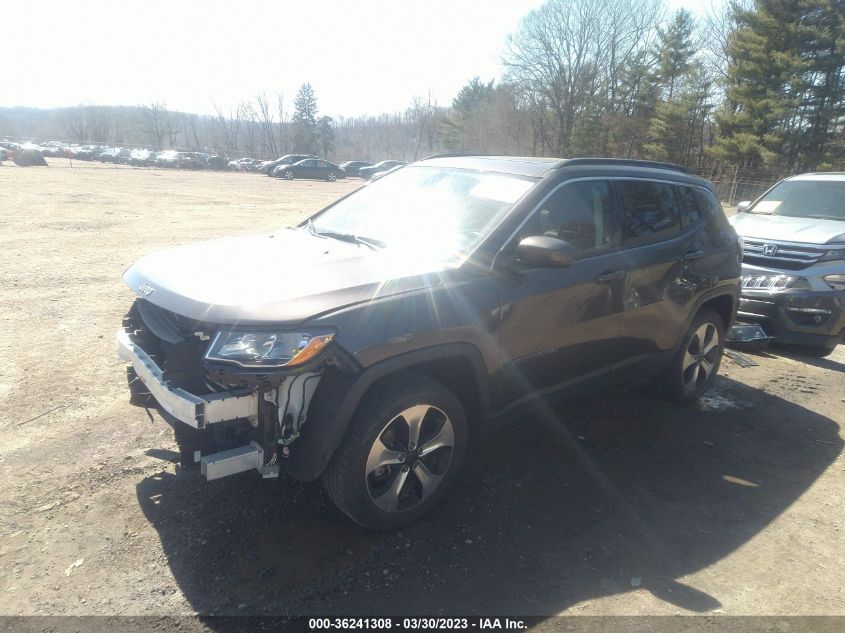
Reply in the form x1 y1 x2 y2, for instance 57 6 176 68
785 306 833 314
823 274 845 291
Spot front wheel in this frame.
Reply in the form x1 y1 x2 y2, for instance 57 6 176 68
284 170 295 180
322 373 468 530
327 172 337 182
658 309 725 402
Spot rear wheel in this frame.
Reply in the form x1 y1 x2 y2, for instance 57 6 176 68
322 373 468 530
659 309 725 402
327 172 337 182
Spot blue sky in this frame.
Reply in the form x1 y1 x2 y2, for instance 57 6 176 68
2 0 715 118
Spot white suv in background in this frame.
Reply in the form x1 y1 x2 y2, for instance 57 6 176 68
731 173 845 357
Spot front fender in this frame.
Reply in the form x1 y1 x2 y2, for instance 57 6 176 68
284 342 490 481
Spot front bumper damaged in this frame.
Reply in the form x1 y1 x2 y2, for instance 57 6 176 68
117 329 274 479
117 329 258 429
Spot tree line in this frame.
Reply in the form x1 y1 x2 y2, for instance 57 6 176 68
2 0 843 174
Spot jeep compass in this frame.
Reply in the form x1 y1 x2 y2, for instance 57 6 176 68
118 156 741 529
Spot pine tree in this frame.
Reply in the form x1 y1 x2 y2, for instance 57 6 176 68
316 116 335 157
711 0 845 170
292 83 319 154
441 77 495 151
656 9 698 101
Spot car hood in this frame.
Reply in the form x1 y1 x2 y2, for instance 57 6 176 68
730 212 845 244
123 228 444 325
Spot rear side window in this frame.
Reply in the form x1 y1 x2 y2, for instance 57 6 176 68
617 180 681 246
693 189 732 231
675 185 703 227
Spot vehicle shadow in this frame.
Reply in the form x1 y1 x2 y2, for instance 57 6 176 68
136 375 842 617
774 348 845 372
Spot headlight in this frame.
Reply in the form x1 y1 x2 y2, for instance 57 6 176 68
205 330 334 368
823 274 845 291
819 248 845 262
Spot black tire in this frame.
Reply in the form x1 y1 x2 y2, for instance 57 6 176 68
322 372 468 530
658 308 725 403
284 170 295 180
327 171 337 182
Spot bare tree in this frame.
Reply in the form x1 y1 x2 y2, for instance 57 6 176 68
59 106 87 142
137 102 169 148
255 93 279 158
504 0 662 156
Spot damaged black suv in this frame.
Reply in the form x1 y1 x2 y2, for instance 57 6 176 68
118 156 741 529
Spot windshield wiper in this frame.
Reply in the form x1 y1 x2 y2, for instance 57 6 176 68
792 214 843 221
319 232 384 250
304 220 384 250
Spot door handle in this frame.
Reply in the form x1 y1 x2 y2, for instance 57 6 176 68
683 250 705 261
595 269 625 283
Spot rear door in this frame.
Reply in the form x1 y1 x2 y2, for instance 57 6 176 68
314 160 331 179
494 179 630 408
611 179 719 381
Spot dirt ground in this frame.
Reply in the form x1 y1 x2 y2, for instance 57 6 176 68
1 159 843 619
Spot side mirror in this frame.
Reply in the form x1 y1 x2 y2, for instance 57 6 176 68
516 235 576 268
737 201 752 213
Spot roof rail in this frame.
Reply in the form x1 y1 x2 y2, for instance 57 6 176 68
420 152 478 160
558 158 689 174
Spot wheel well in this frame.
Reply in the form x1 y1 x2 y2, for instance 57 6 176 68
367 356 482 428
700 294 735 329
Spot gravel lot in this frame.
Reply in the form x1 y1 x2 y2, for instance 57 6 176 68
1 159 843 618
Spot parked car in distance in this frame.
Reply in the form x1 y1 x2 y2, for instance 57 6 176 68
274 158 346 181
74 145 107 160
155 151 204 169
118 156 740 530
99 148 132 163
154 150 179 167
260 154 317 175
229 157 263 172
338 160 373 178
0 141 20 160
128 149 158 167
206 154 230 170
97 148 118 162
730 173 845 357
37 144 64 158
358 160 406 180
369 164 405 182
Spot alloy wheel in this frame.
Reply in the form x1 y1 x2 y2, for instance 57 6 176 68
682 322 720 388
365 404 455 513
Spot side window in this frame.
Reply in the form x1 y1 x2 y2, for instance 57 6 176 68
693 189 731 231
675 185 704 228
518 180 617 259
617 180 681 246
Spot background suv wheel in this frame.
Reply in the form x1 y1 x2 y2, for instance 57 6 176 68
659 308 725 402
322 373 468 530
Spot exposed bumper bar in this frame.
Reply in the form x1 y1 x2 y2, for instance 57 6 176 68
116 329 258 429
201 442 264 480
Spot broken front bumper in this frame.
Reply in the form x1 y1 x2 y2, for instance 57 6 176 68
116 329 258 429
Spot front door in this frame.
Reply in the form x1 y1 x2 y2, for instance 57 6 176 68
493 179 628 410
